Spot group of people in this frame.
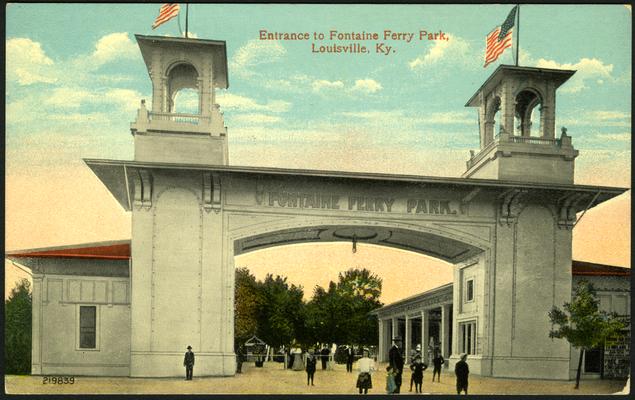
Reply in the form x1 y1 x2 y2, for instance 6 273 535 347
182 341 470 395
383 337 470 395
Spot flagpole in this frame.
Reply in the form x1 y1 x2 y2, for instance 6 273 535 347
185 4 189 38
515 4 520 66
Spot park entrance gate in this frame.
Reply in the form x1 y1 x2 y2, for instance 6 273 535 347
86 34 625 379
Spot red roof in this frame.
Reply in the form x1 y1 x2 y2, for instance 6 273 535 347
6 240 131 260
572 260 630 276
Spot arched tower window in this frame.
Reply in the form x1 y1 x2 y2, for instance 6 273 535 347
514 89 542 137
166 62 200 114
484 95 501 144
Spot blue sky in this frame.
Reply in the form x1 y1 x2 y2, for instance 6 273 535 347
5 4 631 261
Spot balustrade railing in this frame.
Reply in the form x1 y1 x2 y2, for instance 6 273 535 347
149 112 210 125
467 133 563 170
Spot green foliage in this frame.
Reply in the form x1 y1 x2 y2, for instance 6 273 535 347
307 268 383 346
5 279 32 375
234 268 260 348
254 274 306 348
548 280 626 349
548 280 626 388
234 267 383 350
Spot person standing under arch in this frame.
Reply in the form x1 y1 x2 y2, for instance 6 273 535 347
305 348 317 386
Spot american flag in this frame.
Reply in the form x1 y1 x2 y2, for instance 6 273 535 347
484 6 517 68
152 4 180 30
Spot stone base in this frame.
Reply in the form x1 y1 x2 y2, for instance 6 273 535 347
130 352 236 377
448 354 570 380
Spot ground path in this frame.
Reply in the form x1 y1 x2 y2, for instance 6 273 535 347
5 361 628 395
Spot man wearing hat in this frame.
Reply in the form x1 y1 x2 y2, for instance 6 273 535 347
184 345 195 380
454 353 469 395
388 337 404 393
409 344 422 391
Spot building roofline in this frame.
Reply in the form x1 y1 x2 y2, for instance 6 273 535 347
6 240 131 260
465 64 576 107
370 282 453 315
83 158 629 195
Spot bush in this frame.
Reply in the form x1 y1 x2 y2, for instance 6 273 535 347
5 279 32 375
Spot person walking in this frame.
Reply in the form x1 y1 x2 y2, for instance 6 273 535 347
346 345 355 373
388 337 404 393
320 345 330 370
356 349 375 394
305 348 317 386
183 345 195 380
409 344 422 391
432 349 444 382
455 353 470 395
235 344 245 374
410 354 428 393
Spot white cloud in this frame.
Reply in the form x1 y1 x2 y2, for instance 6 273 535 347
232 113 282 125
558 110 631 128
595 133 631 142
90 32 137 65
217 92 290 113
6 38 57 85
45 88 95 108
230 39 286 76
408 34 470 70
312 79 344 92
43 87 142 113
520 50 615 94
340 111 403 120
417 111 475 125
351 79 382 93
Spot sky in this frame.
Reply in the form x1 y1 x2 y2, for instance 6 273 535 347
5 4 631 303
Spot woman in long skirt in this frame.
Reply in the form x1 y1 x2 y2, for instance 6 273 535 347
356 349 375 394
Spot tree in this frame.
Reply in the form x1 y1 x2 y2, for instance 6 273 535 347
337 268 383 346
305 282 348 345
234 267 260 348
5 279 32 375
548 280 626 389
255 274 306 348
306 268 383 347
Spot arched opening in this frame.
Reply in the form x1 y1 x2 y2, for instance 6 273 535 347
485 95 501 144
166 62 199 114
232 224 484 364
514 89 542 137
173 88 199 114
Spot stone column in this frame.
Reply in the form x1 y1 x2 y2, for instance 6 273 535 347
441 304 451 360
405 315 411 363
392 317 398 342
378 319 385 363
420 310 429 364
31 275 43 375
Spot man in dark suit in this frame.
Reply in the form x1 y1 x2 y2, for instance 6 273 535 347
346 345 355 373
320 345 330 370
184 345 195 380
389 337 404 393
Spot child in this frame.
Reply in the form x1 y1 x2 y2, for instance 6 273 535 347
410 355 428 393
385 366 397 394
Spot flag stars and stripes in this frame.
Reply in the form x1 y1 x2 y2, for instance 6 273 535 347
484 6 517 68
152 3 180 30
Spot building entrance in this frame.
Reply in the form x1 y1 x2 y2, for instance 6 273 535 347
72 34 628 379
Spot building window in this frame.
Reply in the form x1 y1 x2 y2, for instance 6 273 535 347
79 306 97 349
459 321 477 355
466 279 474 302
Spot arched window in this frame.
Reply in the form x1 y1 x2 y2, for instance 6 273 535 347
166 62 199 114
484 95 501 144
514 89 542 137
